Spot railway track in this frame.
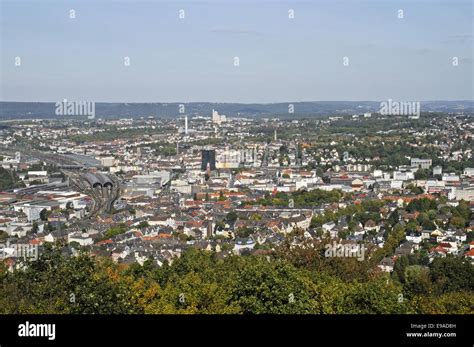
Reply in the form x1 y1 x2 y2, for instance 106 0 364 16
64 170 120 218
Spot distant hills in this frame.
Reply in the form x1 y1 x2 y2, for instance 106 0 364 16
0 101 472 120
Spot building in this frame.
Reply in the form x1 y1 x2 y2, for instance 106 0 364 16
464 168 474 177
454 187 474 201
216 148 256 169
68 232 93 246
201 150 216 171
133 171 170 185
12 200 60 222
99 156 115 167
393 171 414 181
411 158 432 170
442 173 460 183
347 164 372 172
212 109 226 125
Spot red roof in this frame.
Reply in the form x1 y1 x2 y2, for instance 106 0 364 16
465 249 474 257
96 239 113 245
3 258 15 267
430 246 448 254
439 242 453 248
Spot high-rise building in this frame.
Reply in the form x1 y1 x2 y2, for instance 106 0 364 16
201 149 216 171
212 109 226 125
185 115 188 135
212 109 219 123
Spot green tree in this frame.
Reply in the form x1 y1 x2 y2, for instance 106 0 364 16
224 211 238 226
228 257 318 314
39 209 49 221
430 257 474 294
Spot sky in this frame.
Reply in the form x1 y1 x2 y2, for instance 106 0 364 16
0 0 472 103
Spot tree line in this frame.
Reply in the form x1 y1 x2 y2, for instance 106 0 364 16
0 241 471 314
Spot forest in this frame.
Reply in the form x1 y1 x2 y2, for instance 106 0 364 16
1 241 472 314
